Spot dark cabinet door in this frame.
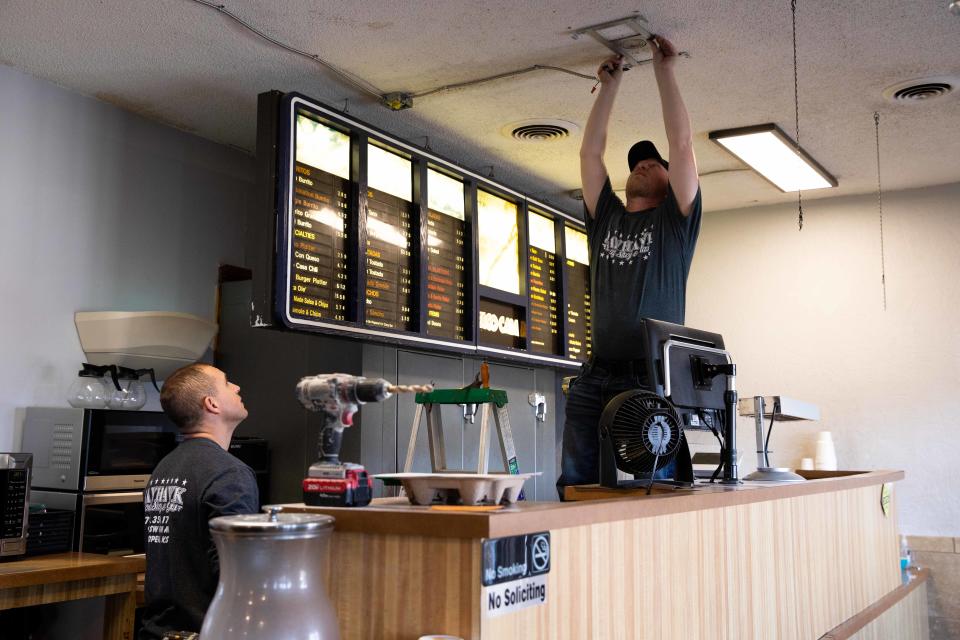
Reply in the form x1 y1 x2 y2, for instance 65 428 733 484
395 350 466 473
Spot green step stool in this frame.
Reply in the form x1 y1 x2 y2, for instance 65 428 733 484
403 387 520 475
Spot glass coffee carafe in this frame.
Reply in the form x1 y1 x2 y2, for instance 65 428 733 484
107 367 158 410
201 508 340 639
67 363 118 409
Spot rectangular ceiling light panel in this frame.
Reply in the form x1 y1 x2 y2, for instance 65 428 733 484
709 124 837 192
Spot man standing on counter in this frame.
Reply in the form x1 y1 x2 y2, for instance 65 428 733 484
140 364 259 640
557 36 702 497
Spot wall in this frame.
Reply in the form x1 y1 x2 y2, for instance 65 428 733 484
0 64 255 450
686 182 960 536
908 535 960 640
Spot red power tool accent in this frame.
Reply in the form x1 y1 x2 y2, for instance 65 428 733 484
296 374 393 508
302 466 372 508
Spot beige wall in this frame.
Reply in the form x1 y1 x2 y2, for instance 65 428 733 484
685 182 960 536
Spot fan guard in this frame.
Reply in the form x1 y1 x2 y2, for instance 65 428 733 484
600 389 684 476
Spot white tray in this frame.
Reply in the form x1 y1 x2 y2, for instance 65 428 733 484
375 472 539 506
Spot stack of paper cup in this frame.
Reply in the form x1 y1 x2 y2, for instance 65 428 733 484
815 431 838 471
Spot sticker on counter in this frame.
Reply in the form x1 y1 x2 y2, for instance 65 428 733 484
481 532 550 617
481 532 550 586
483 574 547 618
881 482 892 517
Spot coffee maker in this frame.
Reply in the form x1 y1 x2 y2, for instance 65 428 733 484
0 453 32 559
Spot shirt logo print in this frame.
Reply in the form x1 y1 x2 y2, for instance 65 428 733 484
599 227 654 265
144 479 188 514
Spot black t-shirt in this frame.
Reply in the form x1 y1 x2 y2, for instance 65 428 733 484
140 437 260 640
585 177 702 360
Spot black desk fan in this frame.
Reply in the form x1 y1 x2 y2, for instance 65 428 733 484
599 390 694 494
597 318 740 494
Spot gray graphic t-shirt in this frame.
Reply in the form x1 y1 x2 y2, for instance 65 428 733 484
585 177 702 360
140 437 259 639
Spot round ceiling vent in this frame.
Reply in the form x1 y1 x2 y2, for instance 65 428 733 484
501 119 580 142
882 77 956 103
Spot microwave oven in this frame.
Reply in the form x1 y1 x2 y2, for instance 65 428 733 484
22 407 179 492
21 407 179 556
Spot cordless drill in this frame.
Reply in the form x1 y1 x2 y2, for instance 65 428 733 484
296 374 430 507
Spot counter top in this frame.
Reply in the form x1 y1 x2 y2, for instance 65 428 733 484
279 468 902 539
0 552 145 590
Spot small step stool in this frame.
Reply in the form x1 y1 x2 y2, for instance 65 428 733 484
403 387 519 475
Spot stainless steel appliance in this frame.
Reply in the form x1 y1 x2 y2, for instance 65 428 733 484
0 453 32 558
22 407 179 554
22 407 179 492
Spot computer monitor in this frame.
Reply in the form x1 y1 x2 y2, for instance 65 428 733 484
597 318 739 489
640 318 731 433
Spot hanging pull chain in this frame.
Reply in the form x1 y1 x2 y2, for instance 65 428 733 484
791 0 804 230
874 111 887 311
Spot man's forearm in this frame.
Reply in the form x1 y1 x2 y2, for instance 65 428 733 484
580 83 619 159
653 65 692 150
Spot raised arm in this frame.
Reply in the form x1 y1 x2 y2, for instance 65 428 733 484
651 36 699 216
580 55 624 218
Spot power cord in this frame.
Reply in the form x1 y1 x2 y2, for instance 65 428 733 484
410 65 595 99
188 0 599 108
701 409 725 483
763 400 780 467
188 0 387 101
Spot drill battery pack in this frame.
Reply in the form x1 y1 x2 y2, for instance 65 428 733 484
302 465 373 507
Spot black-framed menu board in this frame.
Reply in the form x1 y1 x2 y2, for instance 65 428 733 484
364 143 416 332
257 90 592 369
288 114 351 323
425 168 468 341
527 209 561 356
477 189 521 296
563 225 592 362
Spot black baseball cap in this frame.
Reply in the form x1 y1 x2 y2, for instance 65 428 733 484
628 140 669 171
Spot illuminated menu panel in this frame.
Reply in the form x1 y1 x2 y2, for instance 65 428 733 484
288 113 350 322
564 226 592 361
364 144 415 332
527 211 560 355
479 298 525 350
425 169 467 341
274 95 593 368
477 190 520 295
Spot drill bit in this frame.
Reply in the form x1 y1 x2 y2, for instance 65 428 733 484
387 383 433 394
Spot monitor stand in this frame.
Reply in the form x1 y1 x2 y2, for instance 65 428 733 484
744 467 806 482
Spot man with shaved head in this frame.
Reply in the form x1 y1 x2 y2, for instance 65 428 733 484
140 363 259 639
558 36 702 497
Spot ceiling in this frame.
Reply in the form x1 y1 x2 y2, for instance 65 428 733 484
1 0 958 214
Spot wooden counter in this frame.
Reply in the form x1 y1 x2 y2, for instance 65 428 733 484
822 567 930 640
0 552 145 640
283 469 903 539
278 470 924 640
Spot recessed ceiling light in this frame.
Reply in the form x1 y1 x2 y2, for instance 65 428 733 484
709 124 837 193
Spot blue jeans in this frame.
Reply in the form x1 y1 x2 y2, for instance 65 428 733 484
557 360 676 498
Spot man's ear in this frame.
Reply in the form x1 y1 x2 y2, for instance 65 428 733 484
202 395 221 415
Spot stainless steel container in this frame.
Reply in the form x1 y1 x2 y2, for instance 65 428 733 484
201 509 339 639
0 453 31 558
